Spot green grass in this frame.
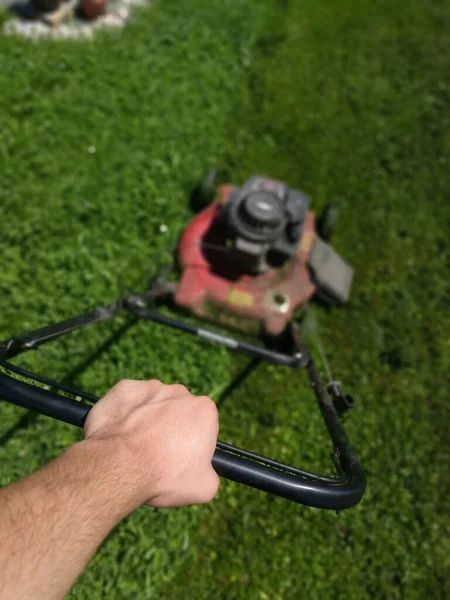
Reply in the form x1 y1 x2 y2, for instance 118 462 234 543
1 0 449 598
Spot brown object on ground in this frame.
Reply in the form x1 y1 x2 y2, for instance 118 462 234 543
81 0 107 20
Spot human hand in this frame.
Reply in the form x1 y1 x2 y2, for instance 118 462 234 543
84 379 219 508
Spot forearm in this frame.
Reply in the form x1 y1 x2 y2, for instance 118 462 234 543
0 439 142 600
0 379 219 598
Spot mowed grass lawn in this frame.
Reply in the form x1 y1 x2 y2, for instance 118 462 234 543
0 0 449 598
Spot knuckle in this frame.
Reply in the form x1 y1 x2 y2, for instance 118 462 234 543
114 379 163 398
199 396 218 417
169 383 189 396
145 379 164 393
113 378 134 392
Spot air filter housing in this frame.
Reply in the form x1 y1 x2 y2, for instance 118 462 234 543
222 176 309 274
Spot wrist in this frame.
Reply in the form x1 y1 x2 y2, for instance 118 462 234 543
64 437 150 518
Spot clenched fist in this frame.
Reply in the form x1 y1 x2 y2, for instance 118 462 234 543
84 379 220 508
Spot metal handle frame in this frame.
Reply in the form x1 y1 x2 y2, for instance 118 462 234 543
0 287 365 510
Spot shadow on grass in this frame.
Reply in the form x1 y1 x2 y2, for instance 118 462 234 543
0 410 38 447
61 317 137 387
216 356 261 410
0 318 137 447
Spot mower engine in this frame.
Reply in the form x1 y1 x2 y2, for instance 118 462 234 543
221 177 309 274
176 176 353 336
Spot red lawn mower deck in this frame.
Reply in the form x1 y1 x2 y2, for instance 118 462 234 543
177 176 353 335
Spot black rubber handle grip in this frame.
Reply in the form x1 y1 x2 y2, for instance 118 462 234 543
0 371 365 510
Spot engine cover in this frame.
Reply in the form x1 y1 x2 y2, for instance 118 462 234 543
222 177 309 274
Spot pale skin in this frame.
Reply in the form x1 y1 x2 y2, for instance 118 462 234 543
0 379 220 600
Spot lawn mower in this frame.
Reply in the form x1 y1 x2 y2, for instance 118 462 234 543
0 174 366 510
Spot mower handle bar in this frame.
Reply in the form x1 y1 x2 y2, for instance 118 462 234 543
0 363 365 511
0 287 365 510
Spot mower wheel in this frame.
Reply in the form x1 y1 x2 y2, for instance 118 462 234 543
317 202 339 242
198 169 218 206
191 169 219 213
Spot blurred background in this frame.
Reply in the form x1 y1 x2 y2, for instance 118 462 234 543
0 0 449 598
